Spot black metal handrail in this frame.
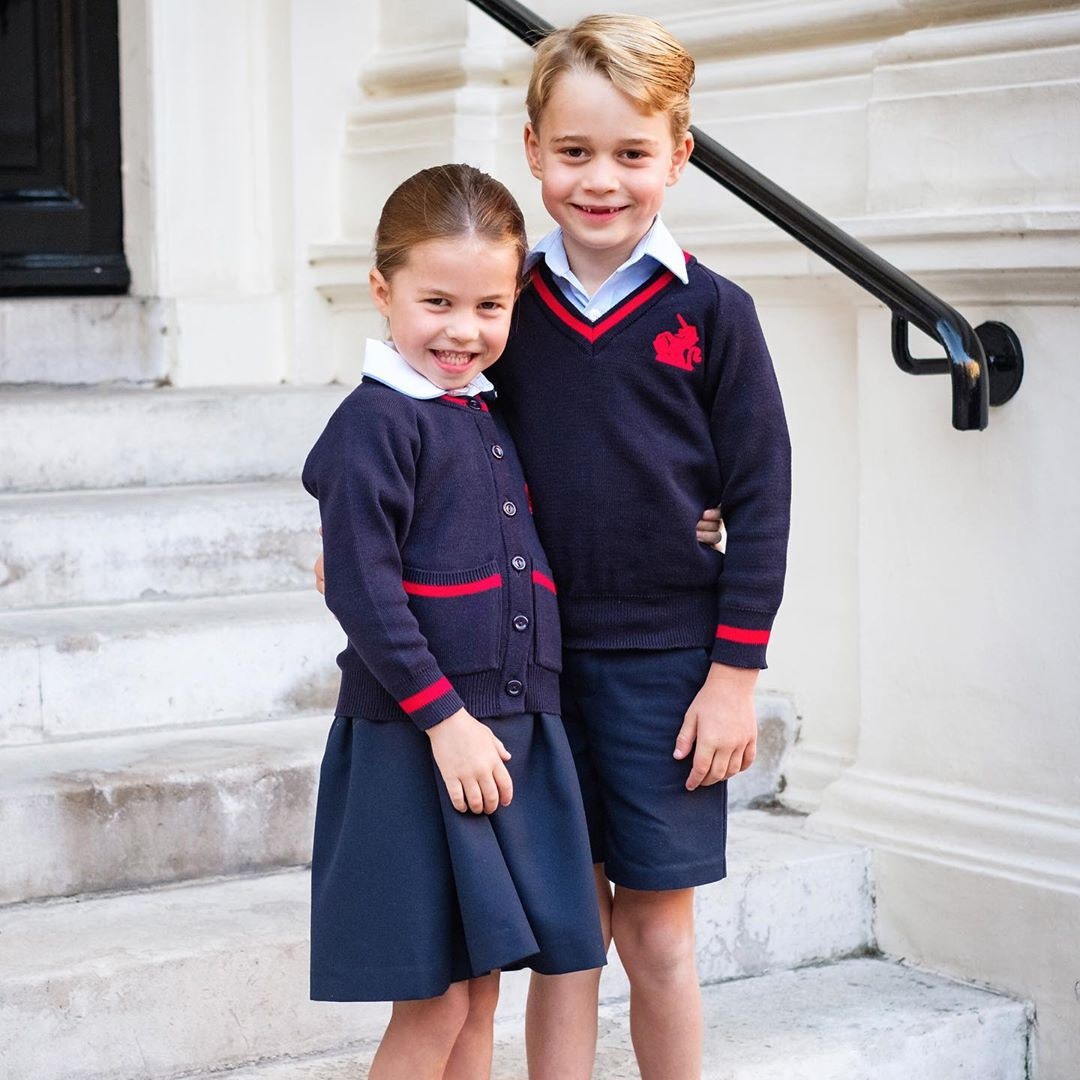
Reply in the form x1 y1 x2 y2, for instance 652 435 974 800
466 0 1024 430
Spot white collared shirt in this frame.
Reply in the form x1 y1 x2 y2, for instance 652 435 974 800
360 338 494 399
525 216 689 320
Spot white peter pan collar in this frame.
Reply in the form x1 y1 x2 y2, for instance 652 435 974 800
361 338 494 399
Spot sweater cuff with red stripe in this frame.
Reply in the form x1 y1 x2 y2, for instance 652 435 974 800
710 610 775 670
396 665 466 731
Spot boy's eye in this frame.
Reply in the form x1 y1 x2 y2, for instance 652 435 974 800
561 147 587 159
622 150 647 161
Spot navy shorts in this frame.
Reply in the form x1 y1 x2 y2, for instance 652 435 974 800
560 647 728 891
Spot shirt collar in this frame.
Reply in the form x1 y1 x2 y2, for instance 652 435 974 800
361 338 494 399
524 216 689 286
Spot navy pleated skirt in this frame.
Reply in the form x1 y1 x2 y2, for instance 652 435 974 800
309 712 607 1002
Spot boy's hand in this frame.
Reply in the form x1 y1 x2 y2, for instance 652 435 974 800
427 708 514 814
674 663 757 790
696 507 726 552
314 528 325 594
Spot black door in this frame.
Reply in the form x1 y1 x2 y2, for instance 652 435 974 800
0 0 128 294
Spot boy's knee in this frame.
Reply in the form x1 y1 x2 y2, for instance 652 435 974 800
611 893 697 980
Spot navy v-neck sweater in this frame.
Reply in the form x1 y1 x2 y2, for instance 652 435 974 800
303 384 562 730
492 255 791 669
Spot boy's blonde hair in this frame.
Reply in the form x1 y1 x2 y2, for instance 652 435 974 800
526 14 695 142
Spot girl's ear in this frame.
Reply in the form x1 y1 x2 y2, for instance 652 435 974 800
369 268 392 316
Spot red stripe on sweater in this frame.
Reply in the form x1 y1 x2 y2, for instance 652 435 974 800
531 268 677 344
402 574 503 598
532 571 557 594
399 676 454 714
715 624 771 645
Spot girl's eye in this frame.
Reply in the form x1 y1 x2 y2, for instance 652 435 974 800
478 301 504 311
423 297 450 307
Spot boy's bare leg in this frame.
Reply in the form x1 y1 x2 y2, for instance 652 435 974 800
525 865 612 1080
370 981 471 1080
443 972 501 1080
611 885 701 1080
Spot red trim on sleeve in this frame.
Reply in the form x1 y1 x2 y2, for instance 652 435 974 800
399 676 454 714
402 574 503 597
532 571 557 594
716 624 771 645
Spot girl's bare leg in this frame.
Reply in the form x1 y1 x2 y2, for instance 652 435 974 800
443 972 501 1080
369 981 471 1080
611 885 701 1080
525 865 612 1080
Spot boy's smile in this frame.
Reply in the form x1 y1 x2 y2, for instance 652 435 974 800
525 70 693 293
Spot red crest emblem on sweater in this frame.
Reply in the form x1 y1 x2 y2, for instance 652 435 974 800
653 315 702 370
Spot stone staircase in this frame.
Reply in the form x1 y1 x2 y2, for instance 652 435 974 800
0 373 1031 1079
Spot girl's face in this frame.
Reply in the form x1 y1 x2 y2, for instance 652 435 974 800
369 235 520 390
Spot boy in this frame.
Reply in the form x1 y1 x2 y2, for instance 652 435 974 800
499 15 790 1080
316 14 789 1079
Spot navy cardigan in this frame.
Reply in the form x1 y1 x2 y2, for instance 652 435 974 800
303 382 562 730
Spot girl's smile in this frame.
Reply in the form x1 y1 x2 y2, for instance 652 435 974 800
369 236 520 391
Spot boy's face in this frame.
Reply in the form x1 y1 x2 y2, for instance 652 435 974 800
524 69 693 274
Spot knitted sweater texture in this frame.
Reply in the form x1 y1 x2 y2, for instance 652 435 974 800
302 383 562 729
493 255 791 669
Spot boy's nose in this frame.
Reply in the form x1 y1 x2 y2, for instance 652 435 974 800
581 162 618 194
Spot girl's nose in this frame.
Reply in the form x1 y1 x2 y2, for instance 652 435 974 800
446 318 478 343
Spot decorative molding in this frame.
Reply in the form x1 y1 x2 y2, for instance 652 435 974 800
779 741 856 814
812 766 1080 894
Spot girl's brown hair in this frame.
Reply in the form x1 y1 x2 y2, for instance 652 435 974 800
527 15 695 142
374 164 528 284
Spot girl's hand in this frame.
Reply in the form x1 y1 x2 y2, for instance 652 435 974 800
427 708 514 814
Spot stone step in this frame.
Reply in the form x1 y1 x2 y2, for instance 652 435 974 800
0 590 340 747
0 480 320 610
218 958 1030 1080
0 692 793 903
0 813 872 1079
0 297 169 385
0 384 347 493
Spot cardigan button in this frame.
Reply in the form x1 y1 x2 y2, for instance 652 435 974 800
467 397 482 411
492 444 504 459
513 615 529 632
510 556 527 572
502 500 517 517
505 679 523 696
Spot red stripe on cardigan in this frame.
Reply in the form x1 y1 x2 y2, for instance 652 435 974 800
402 574 503 598
532 571 557 594
440 394 489 412
399 676 454 714
715 624 771 645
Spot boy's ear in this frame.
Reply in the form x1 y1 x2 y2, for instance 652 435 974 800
667 131 695 187
369 268 391 316
524 122 544 180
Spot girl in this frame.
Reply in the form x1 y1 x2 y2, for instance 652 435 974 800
302 164 606 1080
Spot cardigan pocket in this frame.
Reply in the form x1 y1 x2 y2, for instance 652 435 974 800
402 560 504 675
531 564 563 672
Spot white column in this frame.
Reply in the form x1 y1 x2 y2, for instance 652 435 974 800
119 0 294 386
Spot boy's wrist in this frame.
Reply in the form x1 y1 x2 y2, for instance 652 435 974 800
706 661 759 689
